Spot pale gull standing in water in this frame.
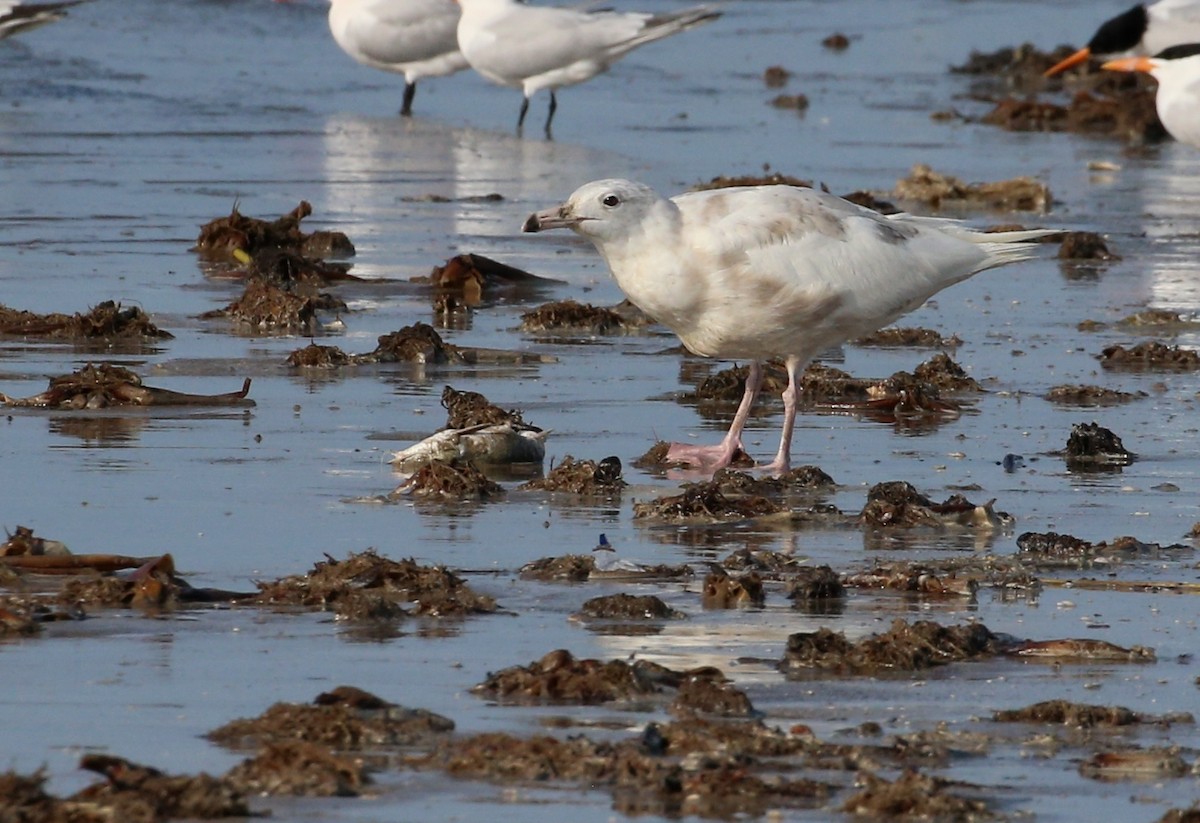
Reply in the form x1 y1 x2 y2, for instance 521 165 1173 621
455 0 720 136
1102 44 1200 147
524 179 1056 475
0 0 86 39
328 0 469 116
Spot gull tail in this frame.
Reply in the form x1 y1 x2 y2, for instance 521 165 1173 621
638 5 723 43
896 213 1060 269
969 227 1062 269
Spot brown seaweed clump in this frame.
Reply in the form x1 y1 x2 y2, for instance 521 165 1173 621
441 384 526 428
417 253 552 306
371 324 467 364
575 593 684 621
784 565 847 608
0 763 248 820
520 455 626 494
893 163 1051 212
1058 231 1119 261
853 326 962 348
992 700 1160 728
693 172 813 190
390 458 506 500
253 549 497 619
473 650 752 711
0 363 254 409
980 91 1163 143
701 567 766 608
841 768 995 819
517 553 692 583
207 689 454 751
224 741 370 797
763 65 791 87
0 300 173 341
1015 530 1095 563
1099 341 1200 371
1044 384 1145 406
519 299 640 335
632 477 784 522
859 481 1010 530
416 728 830 818
200 279 339 333
841 563 978 598
193 200 354 261
472 648 665 703
1 525 70 557
74 754 250 821
285 342 353 368
780 618 1001 676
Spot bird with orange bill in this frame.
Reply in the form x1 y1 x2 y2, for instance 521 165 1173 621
1102 44 1200 146
1044 0 1200 77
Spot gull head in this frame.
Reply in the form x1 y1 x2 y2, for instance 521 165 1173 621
522 179 665 243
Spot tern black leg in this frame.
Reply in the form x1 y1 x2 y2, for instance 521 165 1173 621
544 91 557 139
517 96 530 133
401 82 416 117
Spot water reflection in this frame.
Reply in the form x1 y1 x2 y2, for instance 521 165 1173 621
1127 143 1200 314
48 414 148 444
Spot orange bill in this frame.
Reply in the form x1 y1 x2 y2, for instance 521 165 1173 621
1043 47 1092 77
1100 55 1156 73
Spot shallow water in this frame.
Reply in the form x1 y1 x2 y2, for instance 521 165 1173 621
3 0 1200 819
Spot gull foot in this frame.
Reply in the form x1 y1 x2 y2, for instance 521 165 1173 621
663 442 752 474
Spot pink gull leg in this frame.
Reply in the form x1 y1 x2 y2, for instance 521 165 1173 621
665 360 763 472
758 355 805 476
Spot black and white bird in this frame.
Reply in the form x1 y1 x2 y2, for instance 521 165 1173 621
1103 43 1200 146
455 0 720 136
0 0 86 40
524 180 1055 475
1044 0 1200 76
328 0 469 116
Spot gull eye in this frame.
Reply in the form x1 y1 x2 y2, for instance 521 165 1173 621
602 194 620 208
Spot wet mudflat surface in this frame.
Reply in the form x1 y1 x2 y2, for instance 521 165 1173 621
3 0 1200 820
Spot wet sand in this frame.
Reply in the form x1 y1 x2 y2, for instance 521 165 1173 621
3 0 1200 820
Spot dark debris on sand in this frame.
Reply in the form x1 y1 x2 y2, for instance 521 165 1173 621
860 481 1011 530
414 252 554 306
520 455 626 494
574 593 685 621
780 618 1001 676
224 741 370 797
0 362 254 409
390 458 506 500
1044 384 1146 406
519 298 651 335
0 300 172 342
841 768 996 820
853 326 962 348
1063 421 1134 469
632 475 785 522
992 699 1192 729
207 688 454 752
253 549 498 619
893 163 1051 212
193 201 354 261
288 325 544 369
201 279 342 333
442 384 526 428
1099 341 1200 371
518 553 691 583
702 565 768 608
